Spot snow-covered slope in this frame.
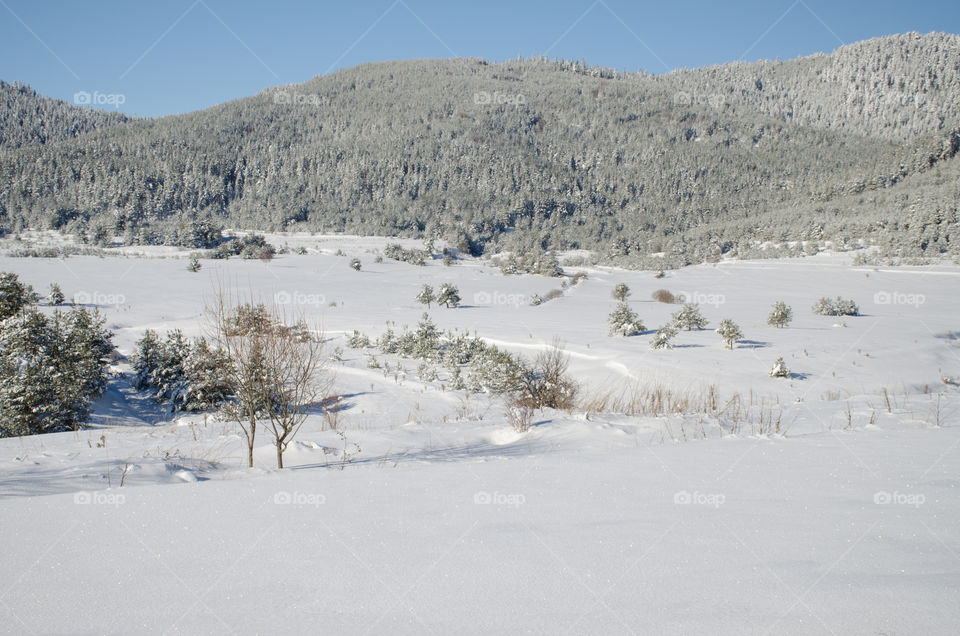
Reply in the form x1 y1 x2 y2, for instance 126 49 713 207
0 237 957 634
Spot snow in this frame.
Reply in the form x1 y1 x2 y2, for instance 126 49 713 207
0 236 958 634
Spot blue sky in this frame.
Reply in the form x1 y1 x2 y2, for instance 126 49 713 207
1 0 958 117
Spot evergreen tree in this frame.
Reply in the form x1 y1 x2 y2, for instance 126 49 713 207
716 319 743 349
132 329 164 390
608 302 645 336
650 324 678 349
672 303 709 331
178 337 232 411
770 356 790 378
48 283 65 305
416 284 434 308
349 257 361 271
0 272 34 320
767 301 793 328
0 306 113 436
612 283 631 302
436 283 461 308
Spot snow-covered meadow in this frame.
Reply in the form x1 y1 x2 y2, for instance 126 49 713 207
1 234 958 635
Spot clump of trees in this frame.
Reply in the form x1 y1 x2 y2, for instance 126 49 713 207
383 244 427 266
132 330 231 412
207 296 332 469
0 273 114 437
210 234 276 260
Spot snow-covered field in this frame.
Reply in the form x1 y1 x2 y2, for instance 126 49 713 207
1 234 958 635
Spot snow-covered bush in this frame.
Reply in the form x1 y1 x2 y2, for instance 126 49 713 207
767 301 793 327
347 330 371 348
716 319 743 349
770 356 790 378
650 324 678 349
608 302 645 336
383 243 427 266
349 257 361 271
210 234 276 260
672 303 709 331
812 296 860 316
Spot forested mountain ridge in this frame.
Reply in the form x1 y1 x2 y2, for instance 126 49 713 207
0 80 129 150
1 32 958 264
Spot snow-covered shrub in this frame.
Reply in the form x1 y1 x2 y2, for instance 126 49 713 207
716 319 743 349
210 234 276 260
650 324 678 349
349 257 361 271
767 301 793 327
383 243 427 265
187 257 202 272
769 356 790 378
347 330 371 348
812 296 860 316
672 303 709 331
608 301 645 336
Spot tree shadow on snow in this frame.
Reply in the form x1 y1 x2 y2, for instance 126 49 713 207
737 340 770 349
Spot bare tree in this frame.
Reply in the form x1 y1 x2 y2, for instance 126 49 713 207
207 287 331 468
261 318 331 468
208 288 272 468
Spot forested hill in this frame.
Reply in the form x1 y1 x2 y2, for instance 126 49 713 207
1 32 958 265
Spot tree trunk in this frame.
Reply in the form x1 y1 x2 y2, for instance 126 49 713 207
247 442 254 468
276 443 284 469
